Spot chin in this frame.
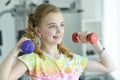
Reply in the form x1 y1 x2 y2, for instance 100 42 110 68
55 40 62 44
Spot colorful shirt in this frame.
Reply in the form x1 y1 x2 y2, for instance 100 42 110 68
18 52 88 80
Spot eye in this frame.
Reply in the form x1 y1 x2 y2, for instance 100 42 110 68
49 25 56 28
61 23 64 27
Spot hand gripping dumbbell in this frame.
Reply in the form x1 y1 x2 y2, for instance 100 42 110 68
72 32 98 44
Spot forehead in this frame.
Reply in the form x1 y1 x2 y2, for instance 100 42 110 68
42 12 64 24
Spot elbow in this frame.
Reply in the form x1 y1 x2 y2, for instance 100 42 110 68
110 67 116 72
106 66 116 73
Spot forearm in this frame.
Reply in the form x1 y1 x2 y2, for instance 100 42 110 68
92 41 116 72
0 46 20 80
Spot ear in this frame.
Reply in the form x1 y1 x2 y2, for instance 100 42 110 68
34 27 41 37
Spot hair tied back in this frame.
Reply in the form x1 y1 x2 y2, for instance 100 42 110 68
28 13 37 27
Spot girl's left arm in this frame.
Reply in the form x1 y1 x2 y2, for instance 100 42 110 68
85 40 116 72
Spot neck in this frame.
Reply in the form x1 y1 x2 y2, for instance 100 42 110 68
40 43 61 58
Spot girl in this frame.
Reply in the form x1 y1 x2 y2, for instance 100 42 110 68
0 3 115 80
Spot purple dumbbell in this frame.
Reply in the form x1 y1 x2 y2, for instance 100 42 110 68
21 40 35 54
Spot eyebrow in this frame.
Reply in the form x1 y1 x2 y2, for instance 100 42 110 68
47 21 64 26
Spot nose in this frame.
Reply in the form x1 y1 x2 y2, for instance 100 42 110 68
56 26 62 34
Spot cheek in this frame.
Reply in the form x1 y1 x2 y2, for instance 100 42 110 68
63 29 65 34
43 31 55 37
61 29 65 35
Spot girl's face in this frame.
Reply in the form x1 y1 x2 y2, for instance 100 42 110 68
39 12 64 45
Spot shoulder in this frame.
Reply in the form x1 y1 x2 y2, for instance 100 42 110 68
18 52 40 75
19 53 34 60
73 53 87 59
73 53 89 66
18 52 39 59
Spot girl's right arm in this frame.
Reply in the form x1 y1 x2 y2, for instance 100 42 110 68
0 37 29 80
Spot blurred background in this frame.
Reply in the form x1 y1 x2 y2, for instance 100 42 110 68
0 0 120 80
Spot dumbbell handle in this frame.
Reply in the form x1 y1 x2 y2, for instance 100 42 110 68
72 32 98 44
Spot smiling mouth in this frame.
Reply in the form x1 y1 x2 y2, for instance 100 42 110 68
53 36 62 39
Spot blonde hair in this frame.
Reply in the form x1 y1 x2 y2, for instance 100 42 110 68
23 3 73 60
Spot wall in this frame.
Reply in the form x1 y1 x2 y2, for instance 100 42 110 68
81 0 103 20
0 0 17 63
103 0 120 80
63 12 83 54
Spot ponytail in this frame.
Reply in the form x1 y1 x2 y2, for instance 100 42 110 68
22 13 45 60
58 42 73 60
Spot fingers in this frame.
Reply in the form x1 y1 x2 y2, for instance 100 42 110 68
76 31 91 43
19 37 31 43
17 37 31 48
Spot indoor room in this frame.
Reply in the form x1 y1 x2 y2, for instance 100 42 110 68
0 0 120 80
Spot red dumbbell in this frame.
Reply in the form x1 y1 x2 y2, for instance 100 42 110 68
72 32 98 44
